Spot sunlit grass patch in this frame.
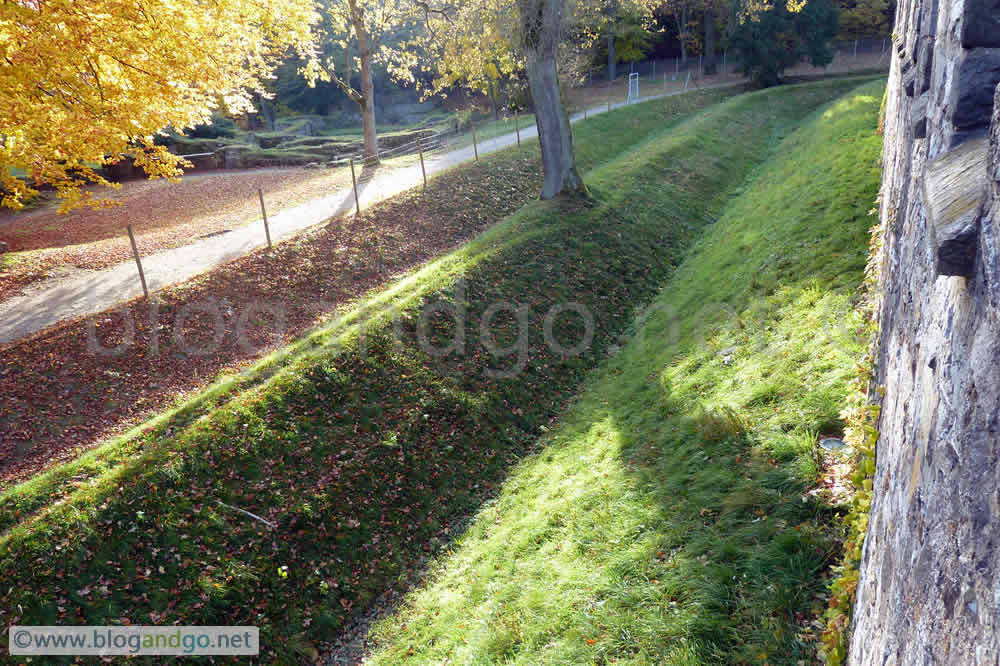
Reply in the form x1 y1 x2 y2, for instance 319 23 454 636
367 79 884 665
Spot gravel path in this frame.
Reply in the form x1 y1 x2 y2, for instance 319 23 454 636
0 85 736 348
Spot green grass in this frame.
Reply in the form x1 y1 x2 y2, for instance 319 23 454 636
0 85 744 534
0 77 879 661
367 79 885 664
448 113 537 150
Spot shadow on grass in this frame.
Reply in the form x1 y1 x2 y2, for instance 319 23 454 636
0 77 880 662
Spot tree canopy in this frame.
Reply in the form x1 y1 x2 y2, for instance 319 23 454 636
0 0 317 210
732 0 839 86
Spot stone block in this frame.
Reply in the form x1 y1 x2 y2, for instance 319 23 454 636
952 48 1000 131
962 0 1000 48
923 135 990 276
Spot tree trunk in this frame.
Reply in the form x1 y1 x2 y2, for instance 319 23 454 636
703 5 716 75
358 40 378 163
608 33 617 82
607 0 618 81
519 0 585 199
349 0 379 164
259 97 276 131
525 55 585 199
488 78 499 120
680 6 688 63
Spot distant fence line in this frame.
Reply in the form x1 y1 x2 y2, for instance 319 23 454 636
590 36 891 83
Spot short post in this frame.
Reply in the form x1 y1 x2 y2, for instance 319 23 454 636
607 92 611 113
663 71 667 92
675 58 679 75
515 110 521 146
723 49 727 73
684 70 690 90
126 224 149 300
418 141 427 190
471 119 478 161
583 106 587 120
854 39 859 60
257 188 272 249
349 157 360 216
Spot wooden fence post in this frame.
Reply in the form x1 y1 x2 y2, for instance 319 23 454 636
418 142 427 190
350 157 360 216
515 111 521 146
471 119 479 161
257 188 272 249
126 224 149 300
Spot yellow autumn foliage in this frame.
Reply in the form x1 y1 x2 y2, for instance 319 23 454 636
0 0 318 211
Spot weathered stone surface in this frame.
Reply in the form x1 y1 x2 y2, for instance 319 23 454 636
847 1 1000 662
951 49 1000 130
923 135 989 275
961 0 1000 48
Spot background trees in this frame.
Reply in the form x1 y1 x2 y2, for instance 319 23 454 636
416 0 589 198
0 0 317 210
321 0 420 161
731 0 839 86
1 0 868 209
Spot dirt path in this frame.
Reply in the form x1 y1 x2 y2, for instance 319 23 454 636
0 83 744 347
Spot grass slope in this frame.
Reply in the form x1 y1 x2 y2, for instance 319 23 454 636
0 85 738 514
0 78 875 660
367 80 885 664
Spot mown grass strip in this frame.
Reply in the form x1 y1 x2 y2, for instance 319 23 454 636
0 86 741 530
367 79 885 665
0 78 873 661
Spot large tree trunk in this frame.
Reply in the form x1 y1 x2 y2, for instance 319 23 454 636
348 0 379 164
703 5 716 75
357 36 378 163
519 0 585 199
525 55 585 199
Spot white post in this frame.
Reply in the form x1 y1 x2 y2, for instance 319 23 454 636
854 39 859 60
684 70 690 90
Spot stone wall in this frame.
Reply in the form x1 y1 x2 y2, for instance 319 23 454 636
848 0 1000 661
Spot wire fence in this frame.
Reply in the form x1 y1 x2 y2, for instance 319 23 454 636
113 44 891 305
588 36 892 83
